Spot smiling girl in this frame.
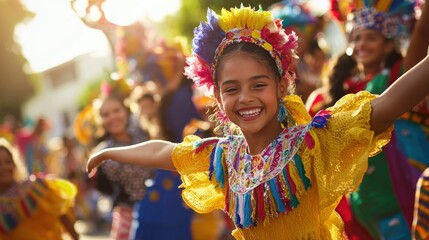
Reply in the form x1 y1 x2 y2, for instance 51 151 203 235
87 6 429 239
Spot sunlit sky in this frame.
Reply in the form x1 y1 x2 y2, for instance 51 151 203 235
16 0 181 73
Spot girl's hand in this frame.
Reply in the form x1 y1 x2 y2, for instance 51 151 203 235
86 151 106 177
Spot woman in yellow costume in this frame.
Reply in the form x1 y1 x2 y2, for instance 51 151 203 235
0 138 78 240
87 6 429 239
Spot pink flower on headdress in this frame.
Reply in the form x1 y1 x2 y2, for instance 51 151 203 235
261 20 298 72
184 54 214 95
261 20 288 49
280 31 298 70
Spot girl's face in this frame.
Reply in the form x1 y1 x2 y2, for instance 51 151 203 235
352 28 390 67
216 52 286 138
138 98 157 119
100 98 129 136
0 148 15 188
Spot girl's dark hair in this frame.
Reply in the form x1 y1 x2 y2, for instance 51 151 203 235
0 145 12 161
323 53 357 108
214 42 282 85
323 41 403 109
308 39 323 56
0 138 27 181
138 93 155 103
384 48 403 70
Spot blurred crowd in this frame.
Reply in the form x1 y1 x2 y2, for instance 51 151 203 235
1 0 429 240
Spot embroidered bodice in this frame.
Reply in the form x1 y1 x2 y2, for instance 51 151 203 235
223 125 310 194
196 110 331 228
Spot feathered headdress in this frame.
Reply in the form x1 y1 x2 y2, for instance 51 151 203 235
269 0 318 31
340 0 418 39
184 5 299 96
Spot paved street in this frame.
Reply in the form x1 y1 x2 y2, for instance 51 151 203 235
75 220 110 240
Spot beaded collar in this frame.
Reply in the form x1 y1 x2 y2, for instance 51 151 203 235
198 109 332 228
224 124 311 194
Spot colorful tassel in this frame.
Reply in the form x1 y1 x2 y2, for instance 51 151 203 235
235 195 243 227
311 110 331 128
304 131 315 149
269 178 286 213
254 184 266 222
294 155 312 190
214 145 225 187
194 138 219 154
243 193 252 228
285 165 299 208
208 147 216 180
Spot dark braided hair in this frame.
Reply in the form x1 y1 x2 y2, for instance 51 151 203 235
322 53 357 109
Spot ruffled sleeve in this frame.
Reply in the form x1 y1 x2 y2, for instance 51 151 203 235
38 178 77 216
312 91 392 208
172 135 225 213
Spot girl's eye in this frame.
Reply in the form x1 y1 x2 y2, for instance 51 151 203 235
223 87 238 93
254 83 267 89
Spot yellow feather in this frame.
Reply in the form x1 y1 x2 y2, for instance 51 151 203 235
218 6 273 32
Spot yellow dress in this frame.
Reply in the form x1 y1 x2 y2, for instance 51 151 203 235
172 92 392 240
0 177 77 240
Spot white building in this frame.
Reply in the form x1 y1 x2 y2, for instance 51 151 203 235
23 49 114 139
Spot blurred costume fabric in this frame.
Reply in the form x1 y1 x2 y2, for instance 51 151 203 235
0 177 77 240
133 170 193 240
413 167 429 240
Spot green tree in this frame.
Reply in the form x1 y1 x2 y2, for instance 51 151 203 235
0 0 35 120
161 0 281 44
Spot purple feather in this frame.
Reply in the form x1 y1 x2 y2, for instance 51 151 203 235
192 8 225 64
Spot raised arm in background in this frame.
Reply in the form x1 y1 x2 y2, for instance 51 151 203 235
371 54 429 134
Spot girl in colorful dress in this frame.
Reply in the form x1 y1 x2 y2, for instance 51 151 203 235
306 1 429 238
86 6 429 240
0 138 79 240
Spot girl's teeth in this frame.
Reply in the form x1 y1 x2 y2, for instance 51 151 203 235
239 108 261 117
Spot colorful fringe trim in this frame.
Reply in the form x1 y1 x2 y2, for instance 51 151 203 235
0 178 48 233
201 110 330 229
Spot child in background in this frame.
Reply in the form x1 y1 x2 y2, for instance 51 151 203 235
307 2 429 238
0 138 79 240
87 6 429 239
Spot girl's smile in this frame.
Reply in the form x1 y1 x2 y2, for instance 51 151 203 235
236 107 262 120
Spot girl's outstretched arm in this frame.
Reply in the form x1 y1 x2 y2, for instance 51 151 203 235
403 2 429 71
86 140 177 175
370 54 429 135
